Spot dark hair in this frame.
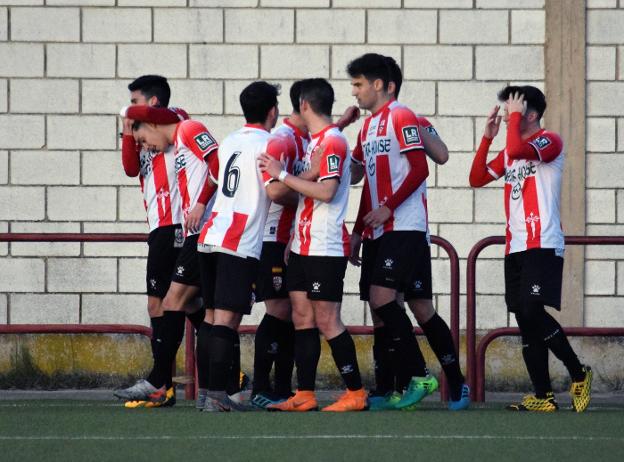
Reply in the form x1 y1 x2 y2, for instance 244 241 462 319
346 53 392 92
128 75 171 107
290 80 303 113
384 56 402 99
298 78 334 117
239 81 280 124
131 120 143 131
498 85 547 119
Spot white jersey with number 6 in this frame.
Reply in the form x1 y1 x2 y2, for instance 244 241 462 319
198 125 288 260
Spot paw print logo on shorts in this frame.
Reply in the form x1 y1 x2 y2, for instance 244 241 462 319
176 266 185 276
149 279 157 289
414 280 423 290
384 258 394 269
531 284 541 295
312 281 321 292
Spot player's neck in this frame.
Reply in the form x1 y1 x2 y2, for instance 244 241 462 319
370 95 393 115
287 113 308 134
306 114 333 136
521 123 542 140
162 124 178 144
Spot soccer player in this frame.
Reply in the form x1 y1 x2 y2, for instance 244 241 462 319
113 105 218 405
347 53 468 411
118 76 201 407
196 81 291 412
259 78 367 412
469 86 592 412
251 81 361 409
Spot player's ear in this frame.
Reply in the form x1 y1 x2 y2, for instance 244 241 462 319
387 81 396 95
147 95 159 107
373 78 384 92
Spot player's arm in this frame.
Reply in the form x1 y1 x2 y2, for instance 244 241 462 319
469 106 503 188
349 179 370 266
121 117 141 177
121 105 186 124
350 131 365 184
421 125 449 165
261 137 300 205
335 106 360 131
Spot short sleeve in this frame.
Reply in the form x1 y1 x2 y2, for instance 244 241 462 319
417 116 439 138
528 132 563 163
486 149 505 180
351 130 364 165
262 136 291 185
179 120 219 161
318 135 348 181
392 107 425 153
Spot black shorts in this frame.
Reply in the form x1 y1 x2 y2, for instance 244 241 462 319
286 252 347 302
146 224 184 297
256 241 288 302
199 251 259 315
170 233 201 287
363 231 433 301
504 248 564 312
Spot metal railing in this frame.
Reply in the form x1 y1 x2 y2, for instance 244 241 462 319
1 233 461 401
466 235 624 402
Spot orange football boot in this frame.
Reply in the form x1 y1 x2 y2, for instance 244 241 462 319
322 388 368 412
267 390 318 412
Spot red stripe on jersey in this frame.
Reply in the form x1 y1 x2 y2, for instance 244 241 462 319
361 117 372 145
522 176 541 250
178 168 190 220
277 206 295 244
342 223 350 256
375 154 394 233
376 107 391 137
298 197 315 256
152 154 173 227
504 183 512 255
222 212 249 252
199 212 217 242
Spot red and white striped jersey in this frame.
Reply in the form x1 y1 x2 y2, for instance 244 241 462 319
263 119 310 244
352 99 428 240
173 119 219 236
291 125 351 257
198 125 289 260
137 107 188 232
486 130 565 255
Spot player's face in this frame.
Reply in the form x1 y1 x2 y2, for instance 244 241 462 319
134 124 168 152
351 76 378 110
130 90 158 107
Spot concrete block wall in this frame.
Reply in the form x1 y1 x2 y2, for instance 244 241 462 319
585 1 624 328
0 1 620 335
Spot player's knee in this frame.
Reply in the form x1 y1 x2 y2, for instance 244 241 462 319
407 299 435 325
147 296 163 318
369 285 397 310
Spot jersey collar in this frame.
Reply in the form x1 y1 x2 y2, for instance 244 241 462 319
244 123 269 132
371 98 395 117
283 118 308 138
311 124 337 139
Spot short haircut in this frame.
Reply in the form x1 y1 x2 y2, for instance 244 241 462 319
298 78 334 117
290 80 303 113
498 85 547 120
131 120 143 131
239 81 280 124
128 75 170 107
384 56 403 99
346 53 392 92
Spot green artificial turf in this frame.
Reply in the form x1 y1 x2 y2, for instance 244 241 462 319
0 400 623 462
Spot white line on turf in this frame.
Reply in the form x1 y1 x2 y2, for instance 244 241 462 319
0 435 622 442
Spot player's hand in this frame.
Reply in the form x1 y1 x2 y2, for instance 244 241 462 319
122 117 134 136
483 105 502 139
309 144 325 178
364 205 391 228
185 203 205 234
336 106 361 130
258 153 283 179
349 232 362 266
506 92 526 115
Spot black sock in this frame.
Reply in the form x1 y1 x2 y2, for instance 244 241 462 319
373 326 394 394
274 320 295 397
147 311 185 388
150 316 164 362
186 308 206 333
421 313 464 401
207 325 235 391
327 330 362 391
539 311 584 381
196 322 212 389
226 331 242 395
520 336 552 398
294 328 321 391
375 301 428 379
252 314 281 395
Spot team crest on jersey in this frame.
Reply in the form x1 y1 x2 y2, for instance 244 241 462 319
194 132 216 152
402 126 421 145
533 136 551 149
326 154 340 173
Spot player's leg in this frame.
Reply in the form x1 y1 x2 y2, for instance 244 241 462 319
196 252 217 409
202 253 257 412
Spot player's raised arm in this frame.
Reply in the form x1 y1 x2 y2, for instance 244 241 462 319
469 105 503 188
